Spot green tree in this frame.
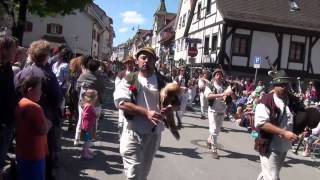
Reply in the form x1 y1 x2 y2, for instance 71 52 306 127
0 0 92 44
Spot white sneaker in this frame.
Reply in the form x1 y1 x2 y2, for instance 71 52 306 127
74 140 80 146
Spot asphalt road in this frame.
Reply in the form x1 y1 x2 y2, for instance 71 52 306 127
58 80 320 180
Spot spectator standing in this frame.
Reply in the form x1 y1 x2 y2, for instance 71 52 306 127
15 40 63 180
74 58 105 146
80 89 98 159
0 35 18 178
15 76 51 180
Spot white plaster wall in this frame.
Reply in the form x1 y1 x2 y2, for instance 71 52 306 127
216 7 224 22
235 29 250 35
288 62 303 70
23 11 93 55
292 35 306 43
281 34 290 69
250 31 278 68
304 38 310 71
174 0 192 61
311 39 320 74
232 56 248 66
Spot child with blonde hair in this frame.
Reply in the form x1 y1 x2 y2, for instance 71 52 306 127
81 89 98 159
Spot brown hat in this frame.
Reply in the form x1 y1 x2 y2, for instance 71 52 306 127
213 68 223 77
135 47 158 61
122 55 135 64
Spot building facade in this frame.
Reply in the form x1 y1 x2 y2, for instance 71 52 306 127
112 43 129 62
152 0 176 60
177 0 320 77
23 3 115 60
128 29 153 55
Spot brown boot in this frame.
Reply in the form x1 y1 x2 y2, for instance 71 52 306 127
211 148 219 159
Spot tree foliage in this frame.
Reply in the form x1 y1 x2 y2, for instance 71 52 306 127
1 0 93 44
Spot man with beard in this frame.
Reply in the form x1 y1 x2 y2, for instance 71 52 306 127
255 71 299 180
114 47 171 180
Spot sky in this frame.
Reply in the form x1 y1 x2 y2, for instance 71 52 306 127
94 0 179 46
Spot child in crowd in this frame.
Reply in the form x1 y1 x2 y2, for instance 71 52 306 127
15 76 51 180
81 89 98 159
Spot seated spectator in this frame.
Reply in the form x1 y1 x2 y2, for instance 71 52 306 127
303 122 320 157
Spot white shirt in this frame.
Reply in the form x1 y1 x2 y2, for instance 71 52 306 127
113 72 163 134
255 93 294 152
204 82 227 113
52 62 69 88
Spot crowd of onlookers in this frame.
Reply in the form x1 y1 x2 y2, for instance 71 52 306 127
0 35 117 180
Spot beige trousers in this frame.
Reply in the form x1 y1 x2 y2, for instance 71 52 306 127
120 129 161 180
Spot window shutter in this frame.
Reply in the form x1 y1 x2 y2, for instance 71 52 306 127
28 22 33 32
47 24 51 33
58 25 63 34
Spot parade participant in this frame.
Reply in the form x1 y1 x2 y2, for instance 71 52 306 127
174 66 188 128
254 71 300 180
204 68 230 159
0 35 18 178
15 76 51 180
114 47 171 180
115 55 135 87
114 55 136 137
80 89 98 159
15 40 63 180
198 70 210 119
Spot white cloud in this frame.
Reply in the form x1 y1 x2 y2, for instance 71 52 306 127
119 27 129 33
120 11 145 24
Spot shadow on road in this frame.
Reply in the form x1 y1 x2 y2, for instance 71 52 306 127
218 148 260 162
158 146 202 159
182 122 208 130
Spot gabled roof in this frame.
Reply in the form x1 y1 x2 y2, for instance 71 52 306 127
218 0 320 32
184 0 320 37
165 13 176 21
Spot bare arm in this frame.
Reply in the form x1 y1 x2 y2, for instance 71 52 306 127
260 122 298 142
207 92 226 100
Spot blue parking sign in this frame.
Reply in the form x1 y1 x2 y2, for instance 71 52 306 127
255 56 261 64
254 56 261 68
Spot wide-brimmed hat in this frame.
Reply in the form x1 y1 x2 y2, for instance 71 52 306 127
271 70 292 85
135 47 158 61
212 68 223 77
122 55 135 64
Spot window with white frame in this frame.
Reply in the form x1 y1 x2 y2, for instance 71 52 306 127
47 23 62 34
288 41 305 63
197 3 201 20
206 0 212 15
